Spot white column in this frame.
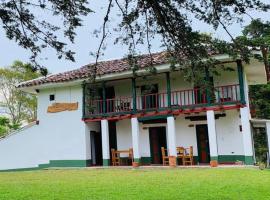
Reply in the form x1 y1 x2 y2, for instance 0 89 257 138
207 110 218 161
101 119 110 166
131 117 140 162
266 122 270 165
240 107 254 164
85 123 91 164
167 116 177 156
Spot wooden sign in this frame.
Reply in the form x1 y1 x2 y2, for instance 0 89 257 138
47 102 78 113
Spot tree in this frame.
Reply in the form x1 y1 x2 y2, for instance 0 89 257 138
238 19 270 118
0 1 269 80
0 61 43 127
236 19 270 76
240 19 270 164
0 116 15 137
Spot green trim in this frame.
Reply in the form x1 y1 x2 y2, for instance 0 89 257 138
138 115 172 122
210 156 218 161
132 78 137 112
0 160 91 172
166 72 171 107
218 155 254 165
134 158 141 163
141 157 151 165
102 82 106 113
244 156 254 165
103 159 110 166
84 100 243 119
237 60 246 104
82 82 86 119
205 67 211 105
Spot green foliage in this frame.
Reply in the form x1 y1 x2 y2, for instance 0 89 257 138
1 1 269 77
0 1 92 68
236 19 270 70
0 116 11 137
0 61 43 128
250 84 270 119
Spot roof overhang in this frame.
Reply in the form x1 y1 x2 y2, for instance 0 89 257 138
18 53 267 94
250 118 270 128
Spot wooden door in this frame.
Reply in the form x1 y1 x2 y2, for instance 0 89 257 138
90 131 103 166
149 127 167 164
196 125 210 163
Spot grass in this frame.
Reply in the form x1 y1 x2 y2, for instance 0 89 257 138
0 168 269 200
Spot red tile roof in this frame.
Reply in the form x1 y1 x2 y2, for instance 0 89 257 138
18 52 169 88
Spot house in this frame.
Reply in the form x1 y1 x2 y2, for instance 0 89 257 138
0 52 267 171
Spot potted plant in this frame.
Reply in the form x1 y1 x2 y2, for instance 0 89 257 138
169 156 177 167
210 160 218 167
132 162 139 168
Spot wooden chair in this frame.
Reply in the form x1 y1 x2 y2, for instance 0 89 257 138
177 147 185 165
183 146 194 165
161 147 169 166
128 148 134 164
111 149 120 166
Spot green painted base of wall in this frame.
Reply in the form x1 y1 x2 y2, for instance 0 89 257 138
134 158 141 163
141 157 151 165
218 155 254 165
244 156 254 165
103 159 110 166
0 159 91 172
211 156 218 161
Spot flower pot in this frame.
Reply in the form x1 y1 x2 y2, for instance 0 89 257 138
169 156 177 167
210 160 218 167
132 162 139 168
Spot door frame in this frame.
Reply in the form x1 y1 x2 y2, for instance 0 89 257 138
196 124 210 164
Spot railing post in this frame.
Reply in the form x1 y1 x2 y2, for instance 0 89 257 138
237 60 246 104
102 82 106 113
132 78 137 113
205 67 211 104
82 81 86 119
166 72 171 108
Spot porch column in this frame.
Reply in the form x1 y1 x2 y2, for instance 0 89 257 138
206 110 218 161
132 78 137 112
240 107 254 165
102 82 106 113
237 60 246 104
166 72 171 107
82 81 86 119
131 117 141 163
101 119 110 166
167 116 177 156
266 122 270 165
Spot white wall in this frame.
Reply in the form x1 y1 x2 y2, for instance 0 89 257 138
115 109 244 161
0 85 88 170
116 119 151 158
216 110 244 156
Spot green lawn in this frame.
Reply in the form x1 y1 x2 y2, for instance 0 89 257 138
0 168 269 200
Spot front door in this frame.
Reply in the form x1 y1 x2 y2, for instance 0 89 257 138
149 127 167 164
90 131 103 166
196 125 210 163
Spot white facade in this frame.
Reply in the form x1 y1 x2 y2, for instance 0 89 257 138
0 86 89 170
0 58 265 170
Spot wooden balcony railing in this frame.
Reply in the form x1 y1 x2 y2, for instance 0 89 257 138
85 84 240 117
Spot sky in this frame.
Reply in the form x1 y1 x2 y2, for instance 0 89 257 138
0 2 270 74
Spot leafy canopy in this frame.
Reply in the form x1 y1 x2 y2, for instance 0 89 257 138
0 1 269 79
0 61 43 127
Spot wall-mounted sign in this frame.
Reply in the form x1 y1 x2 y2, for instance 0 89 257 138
47 102 78 113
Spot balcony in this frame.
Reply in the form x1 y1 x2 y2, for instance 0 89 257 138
83 84 241 119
